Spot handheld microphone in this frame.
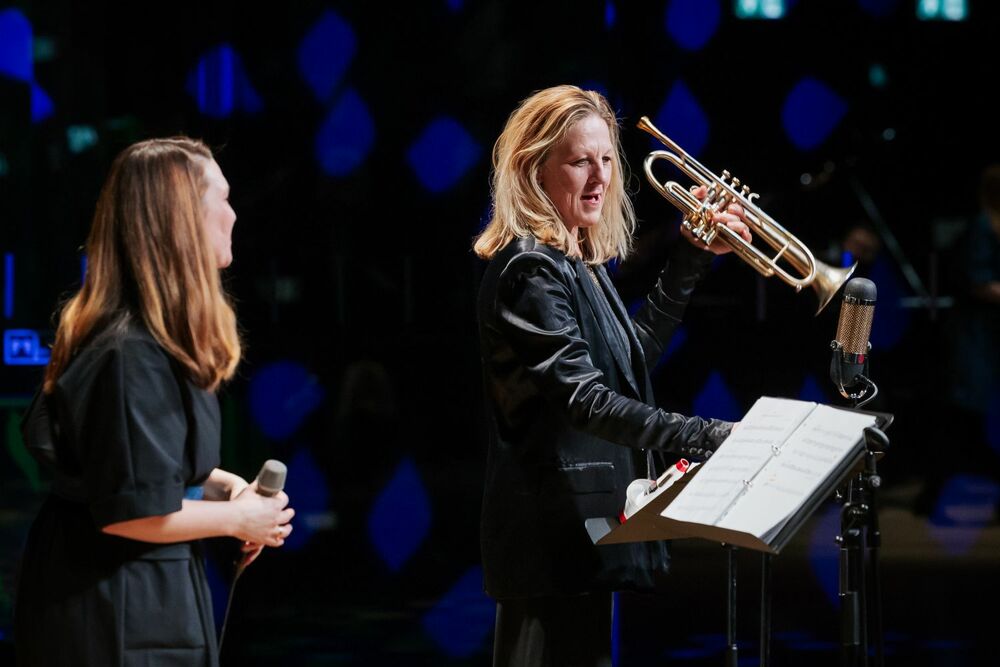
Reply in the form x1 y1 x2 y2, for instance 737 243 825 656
253 459 287 497
236 460 288 570
830 277 877 403
220 459 288 651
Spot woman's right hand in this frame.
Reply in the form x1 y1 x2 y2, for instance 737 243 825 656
683 185 752 255
230 482 295 547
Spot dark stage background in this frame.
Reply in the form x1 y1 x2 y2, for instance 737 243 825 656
2 1 999 665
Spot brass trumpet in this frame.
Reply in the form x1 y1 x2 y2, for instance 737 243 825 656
637 116 855 314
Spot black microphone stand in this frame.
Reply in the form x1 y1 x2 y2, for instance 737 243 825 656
831 352 888 667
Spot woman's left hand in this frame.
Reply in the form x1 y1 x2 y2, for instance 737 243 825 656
203 468 250 502
227 475 249 500
682 185 753 255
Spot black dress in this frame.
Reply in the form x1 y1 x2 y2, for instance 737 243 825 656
14 318 222 667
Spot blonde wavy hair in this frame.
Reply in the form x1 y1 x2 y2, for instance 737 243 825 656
44 137 241 393
473 85 636 263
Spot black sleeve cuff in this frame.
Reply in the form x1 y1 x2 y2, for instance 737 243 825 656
90 484 185 528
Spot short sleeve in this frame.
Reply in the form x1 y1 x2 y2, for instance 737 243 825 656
58 337 189 528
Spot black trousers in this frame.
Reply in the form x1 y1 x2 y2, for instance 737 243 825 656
493 592 613 667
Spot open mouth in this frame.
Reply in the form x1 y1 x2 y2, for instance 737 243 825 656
582 193 602 205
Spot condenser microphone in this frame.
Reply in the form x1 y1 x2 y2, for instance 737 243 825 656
830 278 877 402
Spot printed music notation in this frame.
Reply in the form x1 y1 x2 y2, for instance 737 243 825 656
661 397 877 543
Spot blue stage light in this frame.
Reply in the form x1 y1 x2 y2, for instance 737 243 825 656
185 44 263 118
734 0 787 19
248 361 326 441
0 9 32 82
806 502 842 607
653 80 710 157
606 1 617 28
781 77 848 151
281 447 332 551
407 117 480 194
298 9 356 104
798 375 830 404
421 566 494 657
1 10 55 124
67 125 98 154
917 0 967 21
368 457 431 572
868 63 889 88
927 474 998 555
693 371 742 422
31 83 54 123
665 0 721 51
867 254 910 351
314 88 375 177
0 153 8 177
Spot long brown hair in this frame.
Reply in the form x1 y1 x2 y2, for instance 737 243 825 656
44 137 241 393
473 85 636 263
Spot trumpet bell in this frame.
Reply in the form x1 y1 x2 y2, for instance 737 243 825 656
812 260 857 315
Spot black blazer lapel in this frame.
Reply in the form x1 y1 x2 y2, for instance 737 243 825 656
573 260 642 398
594 265 650 400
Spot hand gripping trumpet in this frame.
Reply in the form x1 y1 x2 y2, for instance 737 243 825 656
637 116 855 314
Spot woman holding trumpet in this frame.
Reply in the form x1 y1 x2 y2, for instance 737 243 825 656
474 85 752 666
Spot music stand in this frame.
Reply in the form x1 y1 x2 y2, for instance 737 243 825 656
586 397 893 667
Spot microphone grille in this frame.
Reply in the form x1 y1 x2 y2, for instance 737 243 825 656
256 459 287 496
836 301 874 355
837 278 877 356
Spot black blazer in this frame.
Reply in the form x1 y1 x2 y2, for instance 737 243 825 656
476 236 733 599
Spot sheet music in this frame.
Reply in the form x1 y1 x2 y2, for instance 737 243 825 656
661 397 816 526
715 404 877 538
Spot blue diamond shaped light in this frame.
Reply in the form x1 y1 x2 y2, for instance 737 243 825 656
807 501 842 607
693 371 742 422
315 88 375 177
0 9 32 82
298 10 356 104
665 0 721 52
653 80 710 158
248 361 326 441
781 77 848 151
422 566 494 657
31 83 54 123
798 374 830 404
407 117 481 194
368 457 431 572
1 10 55 124
867 255 910 351
928 475 999 556
281 446 332 551
185 44 263 118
